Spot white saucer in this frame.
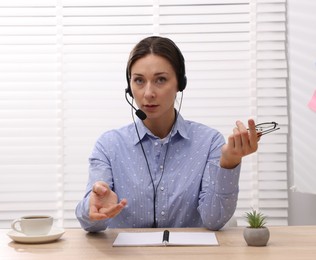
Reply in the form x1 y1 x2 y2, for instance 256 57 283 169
7 227 65 244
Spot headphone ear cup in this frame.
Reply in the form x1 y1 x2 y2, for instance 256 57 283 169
126 67 133 97
125 86 133 98
179 75 187 92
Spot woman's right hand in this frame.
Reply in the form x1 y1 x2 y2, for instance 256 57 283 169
89 181 127 221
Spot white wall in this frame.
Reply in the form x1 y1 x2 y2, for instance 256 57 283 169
287 0 316 224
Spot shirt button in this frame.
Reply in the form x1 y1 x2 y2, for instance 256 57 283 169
160 187 164 191
161 211 165 216
160 165 163 169
154 142 159 146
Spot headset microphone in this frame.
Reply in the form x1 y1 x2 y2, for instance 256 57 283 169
124 89 147 120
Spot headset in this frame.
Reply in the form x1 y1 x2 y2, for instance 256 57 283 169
125 37 187 99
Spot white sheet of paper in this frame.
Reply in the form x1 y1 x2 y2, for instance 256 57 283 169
113 232 164 246
168 232 218 246
113 231 219 247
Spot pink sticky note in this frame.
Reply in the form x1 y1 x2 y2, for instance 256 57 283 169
308 90 316 112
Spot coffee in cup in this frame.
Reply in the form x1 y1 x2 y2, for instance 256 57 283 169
11 215 53 236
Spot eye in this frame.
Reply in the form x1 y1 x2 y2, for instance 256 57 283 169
133 77 144 85
156 76 167 85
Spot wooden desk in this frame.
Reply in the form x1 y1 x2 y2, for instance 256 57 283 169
1 226 315 260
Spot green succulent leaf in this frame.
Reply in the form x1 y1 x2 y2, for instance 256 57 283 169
244 209 267 228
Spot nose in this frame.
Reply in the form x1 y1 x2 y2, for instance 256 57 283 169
144 81 155 99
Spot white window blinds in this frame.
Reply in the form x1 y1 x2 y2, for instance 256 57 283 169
0 0 61 228
0 0 288 228
252 0 288 226
60 0 154 227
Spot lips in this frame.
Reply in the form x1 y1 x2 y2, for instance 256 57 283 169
143 104 159 111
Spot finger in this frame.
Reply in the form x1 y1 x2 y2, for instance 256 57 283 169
104 199 127 215
236 120 248 132
247 118 256 135
89 205 108 220
99 199 127 218
93 182 107 196
235 120 249 147
119 198 128 208
247 119 259 149
232 127 242 150
99 205 122 219
89 212 109 221
226 135 235 150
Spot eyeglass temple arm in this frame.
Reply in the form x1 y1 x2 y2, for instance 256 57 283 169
257 127 280 136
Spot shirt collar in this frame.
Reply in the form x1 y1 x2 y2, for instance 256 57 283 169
132 112 189 145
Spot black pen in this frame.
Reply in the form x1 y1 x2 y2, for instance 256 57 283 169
162 230 170 246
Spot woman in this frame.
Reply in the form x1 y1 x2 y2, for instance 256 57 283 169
76 36 259 232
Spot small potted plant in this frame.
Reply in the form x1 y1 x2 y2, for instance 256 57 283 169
243 208 270 246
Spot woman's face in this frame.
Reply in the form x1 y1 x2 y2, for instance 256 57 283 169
130 54 178 121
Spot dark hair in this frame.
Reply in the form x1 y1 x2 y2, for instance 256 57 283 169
125 36 187 96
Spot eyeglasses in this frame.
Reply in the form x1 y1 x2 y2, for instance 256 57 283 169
254 122 280 136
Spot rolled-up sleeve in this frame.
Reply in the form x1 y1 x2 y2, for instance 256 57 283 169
198 160 241 230
75 137 114 232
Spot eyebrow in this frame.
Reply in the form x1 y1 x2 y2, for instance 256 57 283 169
131 72 169 77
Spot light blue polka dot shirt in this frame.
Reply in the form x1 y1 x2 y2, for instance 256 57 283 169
76 113 241 232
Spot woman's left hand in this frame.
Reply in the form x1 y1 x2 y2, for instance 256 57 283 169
220 119 259 169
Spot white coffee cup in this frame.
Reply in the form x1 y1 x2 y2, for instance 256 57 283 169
11 215 53 236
